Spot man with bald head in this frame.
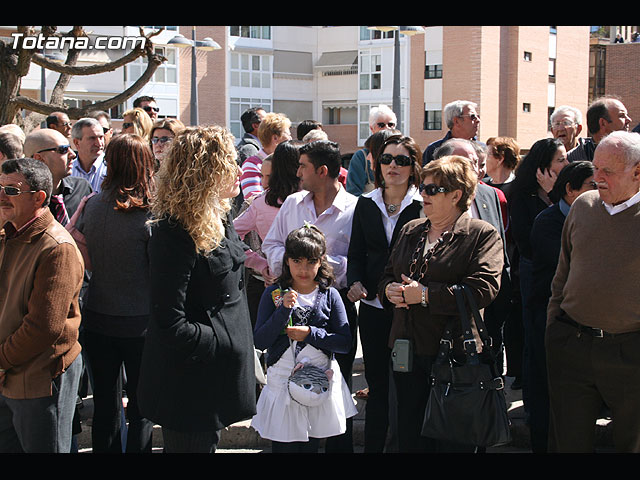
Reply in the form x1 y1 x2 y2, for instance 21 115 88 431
24 129 92 225
46 112 73 139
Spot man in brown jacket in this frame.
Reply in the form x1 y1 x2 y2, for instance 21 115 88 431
0 157 84 453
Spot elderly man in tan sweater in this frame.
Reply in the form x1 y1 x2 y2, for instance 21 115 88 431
0 158 84 453
546 130 640 453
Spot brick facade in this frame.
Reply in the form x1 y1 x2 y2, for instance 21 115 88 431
604 43 640 130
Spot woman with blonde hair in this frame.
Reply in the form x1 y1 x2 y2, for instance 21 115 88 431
137 125 256 453
121 107 154 141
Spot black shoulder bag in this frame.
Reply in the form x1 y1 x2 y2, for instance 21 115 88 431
421 284 512 447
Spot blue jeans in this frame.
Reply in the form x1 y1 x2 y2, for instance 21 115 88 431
0 355 82 453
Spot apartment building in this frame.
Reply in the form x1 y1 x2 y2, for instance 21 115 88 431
5 25 592 155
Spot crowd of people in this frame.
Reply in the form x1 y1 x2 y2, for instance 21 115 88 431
0 92 639 454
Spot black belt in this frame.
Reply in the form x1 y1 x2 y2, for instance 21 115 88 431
557 312 637 338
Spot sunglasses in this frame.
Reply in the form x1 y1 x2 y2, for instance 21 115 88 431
0 184 37 196
376 122 396 129
122 122 134 129
143 106 160 113
151 136 173 145
459 114 480 122
419 183 449 196
379 153 413 167
36 145 71 155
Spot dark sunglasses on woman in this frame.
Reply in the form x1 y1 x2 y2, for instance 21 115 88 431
419 183 449 196
379 153 413 167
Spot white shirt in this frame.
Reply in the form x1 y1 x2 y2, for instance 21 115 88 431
361 185 423 309
262 187 358 290
602 189 640 215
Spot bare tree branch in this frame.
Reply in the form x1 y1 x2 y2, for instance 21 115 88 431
12 49 165 118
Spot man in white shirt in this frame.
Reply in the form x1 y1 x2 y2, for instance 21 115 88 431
262 140 358 452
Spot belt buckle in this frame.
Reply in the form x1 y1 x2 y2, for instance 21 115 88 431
592 328 604 338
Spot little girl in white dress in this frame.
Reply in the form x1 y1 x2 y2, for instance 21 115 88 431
251 224 357 453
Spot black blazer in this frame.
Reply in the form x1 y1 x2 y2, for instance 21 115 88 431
137 215 256 432
347 194 423 302
530 203 565 308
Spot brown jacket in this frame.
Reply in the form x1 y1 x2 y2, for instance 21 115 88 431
379 213 504 357
0 210 84 399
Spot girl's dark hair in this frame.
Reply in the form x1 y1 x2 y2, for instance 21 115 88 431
101 133 155 211
265 140 301 208
277 224 335 290
508 137 564 199
374 134 422 189
548 161 595 204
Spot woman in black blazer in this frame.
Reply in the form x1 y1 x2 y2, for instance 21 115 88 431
346 134 423 452
137 125 256 453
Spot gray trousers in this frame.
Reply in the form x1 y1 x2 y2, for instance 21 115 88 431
0 355 83 453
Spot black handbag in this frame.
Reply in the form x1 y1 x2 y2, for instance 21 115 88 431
421 284 512 447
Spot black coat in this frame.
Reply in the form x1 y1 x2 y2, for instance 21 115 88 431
137 216 256 432
530 203 565 308
347 194 423 301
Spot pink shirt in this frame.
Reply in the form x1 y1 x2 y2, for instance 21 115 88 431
233 192 281 274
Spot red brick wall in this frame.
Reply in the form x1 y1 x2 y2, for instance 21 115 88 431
605 43 640 130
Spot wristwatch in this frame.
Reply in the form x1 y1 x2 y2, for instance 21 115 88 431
421 286 428 307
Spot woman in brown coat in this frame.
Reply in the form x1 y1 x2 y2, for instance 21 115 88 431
378 155 504 453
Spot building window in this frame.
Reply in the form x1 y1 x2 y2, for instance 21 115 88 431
550 26 557 34
523 103 531 113
229 26 271 40
230 52 272 89
424 110 442 130
127 46 177 85
425 64 443 79
359 26 395 41
229 97 272 141
548 58 556 83
142 26 178 31
524 51 532 62
359 51 381 90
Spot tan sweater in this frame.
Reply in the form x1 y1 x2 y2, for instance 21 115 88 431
548 190 640 333
0 210 84 399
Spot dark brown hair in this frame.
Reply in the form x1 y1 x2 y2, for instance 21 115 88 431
277 224 335 291
374 134 422 189
101 133 155 211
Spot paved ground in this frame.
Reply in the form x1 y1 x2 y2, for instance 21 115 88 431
74 334 613 453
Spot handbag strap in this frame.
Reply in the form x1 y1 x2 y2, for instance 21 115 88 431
435 284 496 366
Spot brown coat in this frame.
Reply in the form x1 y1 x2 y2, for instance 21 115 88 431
0 210 84 399
379 213 504 357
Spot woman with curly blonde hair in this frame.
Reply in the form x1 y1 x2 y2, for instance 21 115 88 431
138 125 257 453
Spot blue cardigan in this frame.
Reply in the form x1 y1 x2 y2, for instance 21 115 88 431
254 284 352 367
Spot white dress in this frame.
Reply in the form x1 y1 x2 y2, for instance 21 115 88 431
251 289 358 443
